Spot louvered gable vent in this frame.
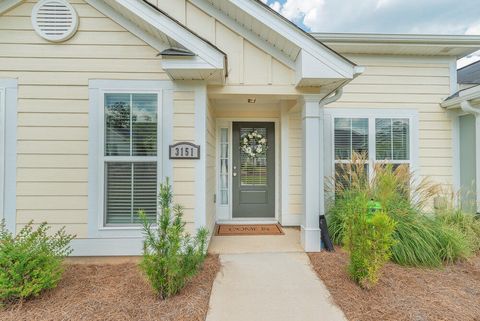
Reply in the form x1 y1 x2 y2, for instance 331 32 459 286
31 0 78 42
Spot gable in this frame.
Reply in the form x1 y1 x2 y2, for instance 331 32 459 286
148 0 359 88
2 0 358 89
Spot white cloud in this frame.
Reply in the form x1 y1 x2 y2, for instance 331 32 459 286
267 0 480 35
267 0 480 68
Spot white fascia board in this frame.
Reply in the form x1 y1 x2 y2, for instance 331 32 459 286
0 0 24 15
111 0 225 70
228 0 356 79
85 0 169 52
190 0 296 70
442 85 480 109
295 50 350 86
313 33 480 45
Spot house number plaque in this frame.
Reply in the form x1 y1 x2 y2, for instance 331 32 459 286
169 142 200 159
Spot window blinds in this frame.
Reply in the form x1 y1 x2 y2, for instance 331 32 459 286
104 93 158 225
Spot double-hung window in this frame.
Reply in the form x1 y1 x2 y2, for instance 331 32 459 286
103 93 158 225
332 112 413 187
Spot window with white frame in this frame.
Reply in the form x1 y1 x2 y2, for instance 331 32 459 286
333 116 411 187
103 93 158 225
219 128 229 205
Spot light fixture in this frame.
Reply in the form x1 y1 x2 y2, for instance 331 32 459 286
247 98 256 104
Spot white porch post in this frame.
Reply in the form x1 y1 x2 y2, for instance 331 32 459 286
300 95 324 252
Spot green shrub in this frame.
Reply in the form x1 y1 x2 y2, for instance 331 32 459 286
140 178 208 299
436 209 480 254
327 154 472 267
342 192 396 288
0 221 74 305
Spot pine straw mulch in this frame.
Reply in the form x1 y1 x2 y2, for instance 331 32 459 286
0 254 220 321
308 249 480 321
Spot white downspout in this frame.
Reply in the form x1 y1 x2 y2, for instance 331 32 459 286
460 100 480 213
317 88 344 218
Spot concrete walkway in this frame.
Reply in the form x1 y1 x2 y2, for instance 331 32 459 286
206 228 347 321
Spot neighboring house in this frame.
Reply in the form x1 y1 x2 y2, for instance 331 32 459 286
1 0 480 255
442 60 480 213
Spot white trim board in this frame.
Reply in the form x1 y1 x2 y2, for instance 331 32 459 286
84 0 226 83
0 0 23 15
88 79 208 243
215 117 281 224
324 107 420 184
0 79 17 233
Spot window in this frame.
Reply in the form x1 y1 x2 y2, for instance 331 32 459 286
219 128 229 205
333 115 412 185
103 93 158 225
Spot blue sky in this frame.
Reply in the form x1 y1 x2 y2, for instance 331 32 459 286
261 0 480 66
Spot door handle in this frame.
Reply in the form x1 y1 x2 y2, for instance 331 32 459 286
233 172 237 177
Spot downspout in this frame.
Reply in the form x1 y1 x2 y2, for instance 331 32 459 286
460 100 480 213
316 87 344 251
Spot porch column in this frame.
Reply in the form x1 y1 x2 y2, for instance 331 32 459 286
300 95 324 252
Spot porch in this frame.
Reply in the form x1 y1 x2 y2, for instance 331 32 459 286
205 92 339 252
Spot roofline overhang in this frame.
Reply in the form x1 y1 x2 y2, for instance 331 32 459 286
84 0 227 83
441 85 480 109
0 0 23 15
313 33 480 58
312 33 480 46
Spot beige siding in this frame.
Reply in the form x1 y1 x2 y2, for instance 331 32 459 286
330 55 453 187
288 112 303 216
206 101 216 233
172 91 196 232
153 0 296 86
1 0 167 237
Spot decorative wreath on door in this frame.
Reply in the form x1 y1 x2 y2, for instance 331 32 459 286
240 130 268 158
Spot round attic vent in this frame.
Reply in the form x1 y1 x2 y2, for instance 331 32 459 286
31 0 79 42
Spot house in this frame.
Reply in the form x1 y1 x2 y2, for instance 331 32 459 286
441 60 480 213
1 0 480 256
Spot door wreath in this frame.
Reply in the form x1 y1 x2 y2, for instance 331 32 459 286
240 130 268 158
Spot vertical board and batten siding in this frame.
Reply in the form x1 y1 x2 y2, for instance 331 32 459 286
0 0 175 237
205 101 216 233
148 0 296 86
329 55 454 186
172 91 197 231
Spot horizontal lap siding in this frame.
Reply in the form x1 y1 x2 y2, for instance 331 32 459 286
330 55 453 187
172 91 196 233
1 0 166 237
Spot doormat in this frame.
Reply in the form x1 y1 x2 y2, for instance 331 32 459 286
216 224 284 236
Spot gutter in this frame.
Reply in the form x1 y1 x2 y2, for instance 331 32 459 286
461 100 480 115
318 65 364 106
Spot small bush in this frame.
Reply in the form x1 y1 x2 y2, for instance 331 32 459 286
140 178 208 299
436 209 480 254
0 221 74 305
343 192 396 288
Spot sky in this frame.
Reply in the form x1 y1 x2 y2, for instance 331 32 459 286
260 0 480 68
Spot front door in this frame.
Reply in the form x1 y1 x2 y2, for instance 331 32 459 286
232 122 275 218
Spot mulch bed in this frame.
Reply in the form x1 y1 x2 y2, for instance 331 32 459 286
0 255 220 321
308 249 480 321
